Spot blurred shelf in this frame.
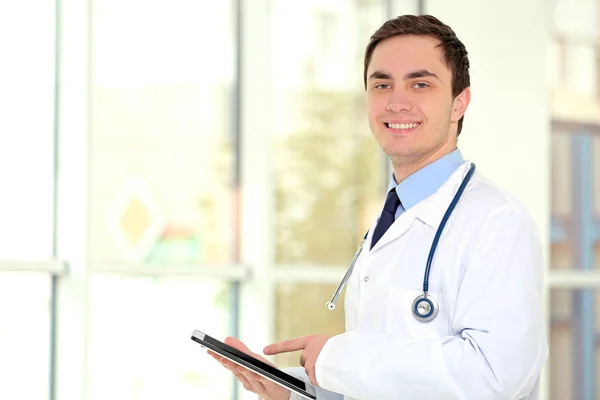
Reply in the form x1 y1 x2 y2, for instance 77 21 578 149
0 259 67 275
547 271 600 288
90 261 251 280
273 266 348 283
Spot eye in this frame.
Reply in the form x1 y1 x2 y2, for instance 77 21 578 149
374 83 391 89
413 82 429 89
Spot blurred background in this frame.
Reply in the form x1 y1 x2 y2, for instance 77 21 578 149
0 0 598 399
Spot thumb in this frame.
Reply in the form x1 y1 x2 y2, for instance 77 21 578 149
225 337 277 368
224 337 251 353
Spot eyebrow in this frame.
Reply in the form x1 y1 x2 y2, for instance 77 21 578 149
368 69 441 82
368 70 393 81
404 69 441 82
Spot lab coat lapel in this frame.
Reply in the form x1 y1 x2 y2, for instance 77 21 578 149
368 205 421 252
368 162 473 253
416 161 473 230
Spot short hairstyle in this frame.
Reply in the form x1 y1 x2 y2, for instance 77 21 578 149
363 15 470 135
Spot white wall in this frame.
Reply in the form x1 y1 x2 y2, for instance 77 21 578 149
423 0 551 245
434 2 552 247
418 1 552 399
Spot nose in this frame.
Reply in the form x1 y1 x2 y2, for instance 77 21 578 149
385 89 412 113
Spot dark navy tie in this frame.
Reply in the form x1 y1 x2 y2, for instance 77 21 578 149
370 188 401 249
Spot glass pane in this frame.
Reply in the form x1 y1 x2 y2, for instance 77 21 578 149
274 283 345 367
87 275 234 400
272 0 388 266
590 135 600 216
89 0 235 265
549 0 598 102
0 0 55 260
0 273 50 400
550 132 600 270
549 288 600 400
550 133 572 221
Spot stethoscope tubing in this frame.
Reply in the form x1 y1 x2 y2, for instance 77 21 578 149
422 163 476 293
326 163 476 320
326 238 366 310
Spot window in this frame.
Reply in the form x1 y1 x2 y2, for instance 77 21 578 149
87 0 237 398
549 288 600 400
0 1 56 399
549 1 600 398
549 128 600 400
270 0 387 366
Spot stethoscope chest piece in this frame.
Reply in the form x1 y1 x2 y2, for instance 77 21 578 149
412 293 439 322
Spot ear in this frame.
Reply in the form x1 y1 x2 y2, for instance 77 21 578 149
451 87 471 122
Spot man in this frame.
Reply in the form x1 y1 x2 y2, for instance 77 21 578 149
210 14 548 400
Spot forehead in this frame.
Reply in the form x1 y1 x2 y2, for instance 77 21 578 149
368 35 450 79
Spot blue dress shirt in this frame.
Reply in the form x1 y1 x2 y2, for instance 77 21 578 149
388 148 464 219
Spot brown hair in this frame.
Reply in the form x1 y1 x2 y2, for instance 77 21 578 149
363 15 470 135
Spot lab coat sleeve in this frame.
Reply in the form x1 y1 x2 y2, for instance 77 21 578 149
314 204 548 400
257 367 344 400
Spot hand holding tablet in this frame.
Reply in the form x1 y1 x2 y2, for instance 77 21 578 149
191 330 316 400
208 336 292 400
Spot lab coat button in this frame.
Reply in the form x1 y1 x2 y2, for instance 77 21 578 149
364 276 369 282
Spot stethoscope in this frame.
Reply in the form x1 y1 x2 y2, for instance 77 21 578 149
326 163 476 322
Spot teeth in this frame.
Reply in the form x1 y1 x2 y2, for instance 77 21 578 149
387 122 420 129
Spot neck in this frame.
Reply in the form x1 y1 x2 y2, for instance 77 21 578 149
391 142 457 184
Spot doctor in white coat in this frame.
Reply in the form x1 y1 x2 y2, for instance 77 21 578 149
210 14 548 400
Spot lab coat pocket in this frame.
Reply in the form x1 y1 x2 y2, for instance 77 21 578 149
386 288 449 340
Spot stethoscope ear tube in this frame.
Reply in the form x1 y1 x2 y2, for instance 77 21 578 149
326 237 366 310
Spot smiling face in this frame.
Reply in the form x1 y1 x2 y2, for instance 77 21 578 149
366 34 470 172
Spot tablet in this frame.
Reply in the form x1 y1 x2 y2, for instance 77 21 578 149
190 330 317 400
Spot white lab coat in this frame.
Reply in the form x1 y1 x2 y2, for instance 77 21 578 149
279 161 548 400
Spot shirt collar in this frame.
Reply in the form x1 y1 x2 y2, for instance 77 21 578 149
387 148 464 210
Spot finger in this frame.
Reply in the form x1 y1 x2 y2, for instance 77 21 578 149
208 353 232 368
237 366 268 395
208 352 238 372
224 364 259 394
256 374 282 391
299 353 306 367
208 354 266 395
235 370 256 393
263 336 307 355
234 365 264 388
208 353 248 373
236 365 258 380
220 358 245 373
209 354 231 371
306 363 318 387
